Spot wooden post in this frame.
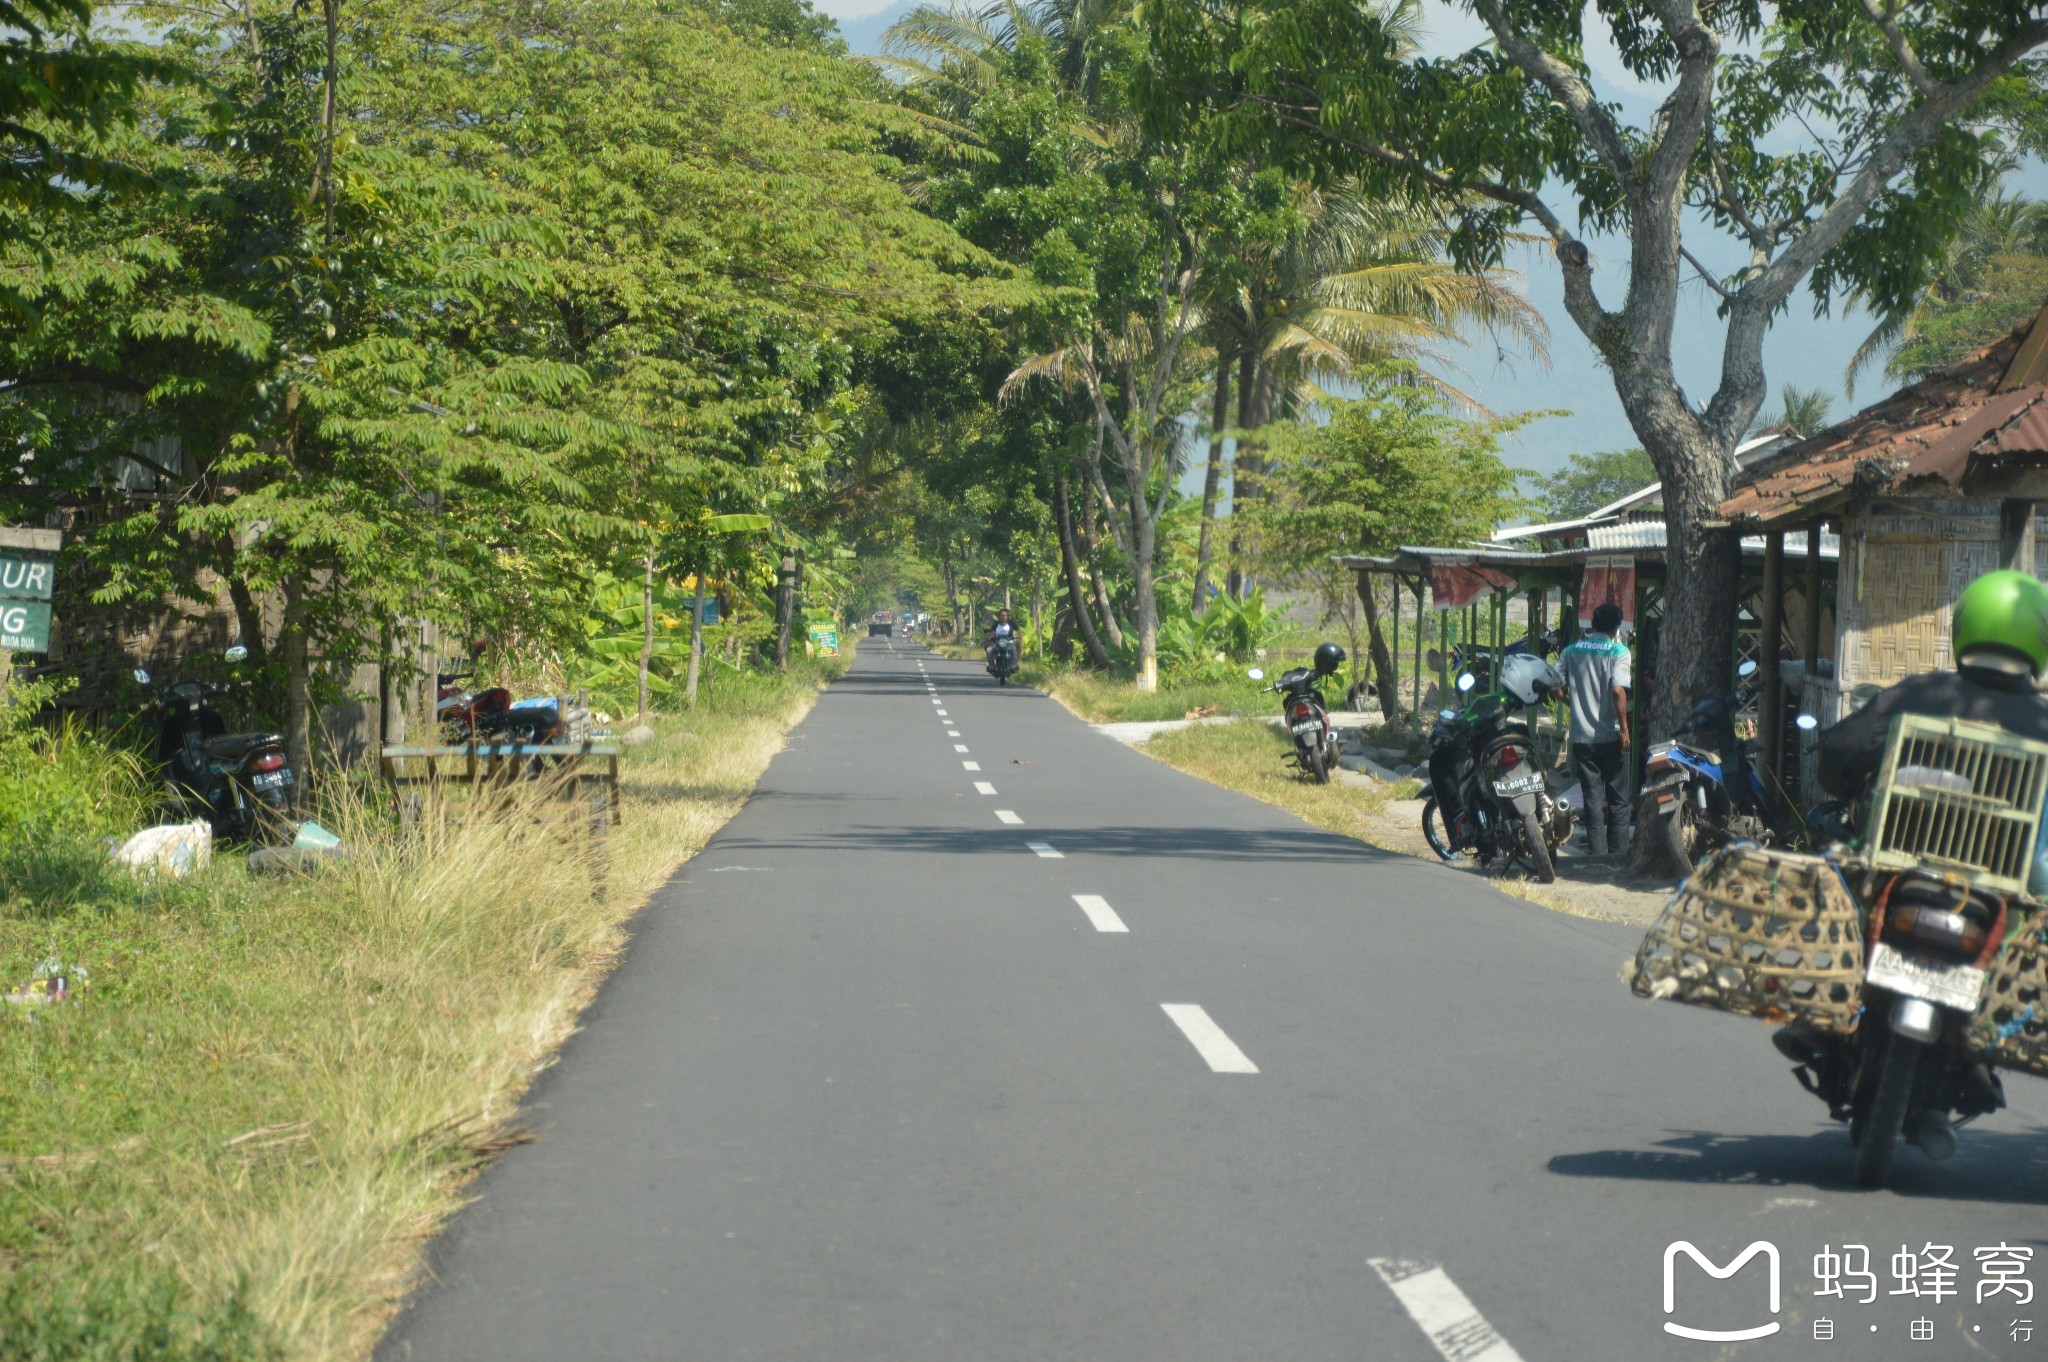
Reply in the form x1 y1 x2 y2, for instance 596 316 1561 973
1803 520 1824 670
2000 499 2035 572
1760 529 1786 787
1411 577 1425 722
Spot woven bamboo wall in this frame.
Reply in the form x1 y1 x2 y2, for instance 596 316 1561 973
1838 502 2002 690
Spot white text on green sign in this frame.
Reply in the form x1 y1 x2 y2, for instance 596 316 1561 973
0 554 53 601
1 600 51 651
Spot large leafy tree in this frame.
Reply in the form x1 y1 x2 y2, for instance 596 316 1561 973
1144 0 2048 729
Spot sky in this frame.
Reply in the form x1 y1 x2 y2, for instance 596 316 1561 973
816 0 2048 483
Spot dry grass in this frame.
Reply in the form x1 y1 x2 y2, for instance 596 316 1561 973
1141 720 1414 838
0 656 842 1360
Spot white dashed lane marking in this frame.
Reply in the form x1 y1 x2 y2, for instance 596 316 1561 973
973 781 997 795
994 810 1023 825
963 761 981 771
1369 1259 1525 1362
954 744 970 753
1072 895 1127 933
947 729 961 737
1160 1004 1258 1074
1025 841 1061 859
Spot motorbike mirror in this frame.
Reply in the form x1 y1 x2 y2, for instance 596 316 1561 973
224 644 249 663
1737 658 1759 679
132 668 150 685
1456 672 1476 693
1246 668 1264 681
1424 647 1444 673
1795 713 1819 731
1438 708 1457 721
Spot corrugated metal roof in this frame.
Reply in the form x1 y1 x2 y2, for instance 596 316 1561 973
1723 304 2048 526
1586 521 1667 551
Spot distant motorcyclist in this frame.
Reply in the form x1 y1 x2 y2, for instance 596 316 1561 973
985 609 1019 673
1819 570 2048 798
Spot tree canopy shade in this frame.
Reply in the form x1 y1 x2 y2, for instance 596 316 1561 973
1140 0 2048 729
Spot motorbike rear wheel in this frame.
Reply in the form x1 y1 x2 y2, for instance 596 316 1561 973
1516 806 1556 883
1420 798 1457 861
1854 1032 1924 1189
1657 803 1695 875
1308 741 1331 784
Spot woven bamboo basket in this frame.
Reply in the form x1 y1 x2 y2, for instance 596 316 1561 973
1970 910 2048 1077
1628 845 1866 1033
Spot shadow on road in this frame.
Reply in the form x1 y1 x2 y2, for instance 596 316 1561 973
1549 1127 2048 1204
715 821 1394 865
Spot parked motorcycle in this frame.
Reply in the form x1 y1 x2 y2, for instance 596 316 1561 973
987 635 1020 685
1420 654 1571 883
135 646 296 844
437 669 562 744
1247 642 1345 784
1631 658 1801 874
1429 629 1562 694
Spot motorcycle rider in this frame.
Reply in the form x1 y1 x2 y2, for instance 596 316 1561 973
1818 569 2048 797
985 608 1018 672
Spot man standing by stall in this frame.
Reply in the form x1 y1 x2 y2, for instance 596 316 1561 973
1562 601 1633 861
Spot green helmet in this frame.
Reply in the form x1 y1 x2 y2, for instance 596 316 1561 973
1953 570 2048 676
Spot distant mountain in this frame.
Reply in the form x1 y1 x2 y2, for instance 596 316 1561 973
833 0 917 57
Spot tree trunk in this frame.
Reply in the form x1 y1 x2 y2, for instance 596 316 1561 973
1632 407 1741 737
1225 346 1259 597
1078 477 1126 647
1133 508 1159 692
282 581 313 784
1193 336 1232 614
1055 472 1114 669
685 553 706 709
1355 574 1401 723
774 553 795 671
637 544 655 721
1030 576 1043 661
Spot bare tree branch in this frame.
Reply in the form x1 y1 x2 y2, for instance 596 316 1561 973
1680 246 1734 302
1470 0 1637 195
1858 0 1937 98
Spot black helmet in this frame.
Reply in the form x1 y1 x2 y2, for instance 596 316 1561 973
1313 641 1346 675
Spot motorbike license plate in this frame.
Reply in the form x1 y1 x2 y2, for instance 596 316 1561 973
1291 721 1322 735
1492 770 1544 797
251 769 294 791
1866 942 1985 1011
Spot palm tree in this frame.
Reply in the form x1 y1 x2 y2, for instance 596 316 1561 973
1767 385 1834 439
1201 183 1548 598
1845 188 2048 395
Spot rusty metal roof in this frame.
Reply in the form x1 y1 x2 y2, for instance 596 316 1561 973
1722 304 2048 526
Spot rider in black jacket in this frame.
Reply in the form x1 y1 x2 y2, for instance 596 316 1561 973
1819 570 2048 798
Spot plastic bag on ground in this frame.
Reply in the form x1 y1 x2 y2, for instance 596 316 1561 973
111 819 212 878
292 820 342 852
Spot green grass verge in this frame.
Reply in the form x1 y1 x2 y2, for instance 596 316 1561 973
0 655 845 1360
1140 720 1418 841
1022 664 1259 724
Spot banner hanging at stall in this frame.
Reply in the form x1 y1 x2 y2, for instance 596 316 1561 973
1579 556 1637 627
1429 563 1518 610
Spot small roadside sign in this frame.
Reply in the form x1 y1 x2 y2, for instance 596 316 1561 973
1 600 51 652
0 553 54 601
808 625 839 657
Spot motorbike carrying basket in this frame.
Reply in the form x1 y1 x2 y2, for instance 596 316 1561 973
1969 908 2048 1079
1865 714 2048 899
1627 845 1865 1034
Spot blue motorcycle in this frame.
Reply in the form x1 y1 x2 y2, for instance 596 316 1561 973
1631 659 1800 873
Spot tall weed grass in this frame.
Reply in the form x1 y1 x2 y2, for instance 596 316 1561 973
0 658 841 1360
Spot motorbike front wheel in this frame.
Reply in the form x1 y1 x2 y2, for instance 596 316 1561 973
1420 798 1458 862
1853 1032 1925 1189
1516 805 1555 883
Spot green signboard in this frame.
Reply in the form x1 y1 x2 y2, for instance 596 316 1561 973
807 625 840 657
0 553 53 601
0 599 50 653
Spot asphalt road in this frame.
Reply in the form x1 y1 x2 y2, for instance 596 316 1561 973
381 640 2048 1362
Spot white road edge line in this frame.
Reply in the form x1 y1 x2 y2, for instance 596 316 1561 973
1160 1004 1257 1074
1072 894 1127 933
973 781 997 795
1368 1259 1525 1362
994 809 1023 825
1025 840 1061 858
963 760 981 771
